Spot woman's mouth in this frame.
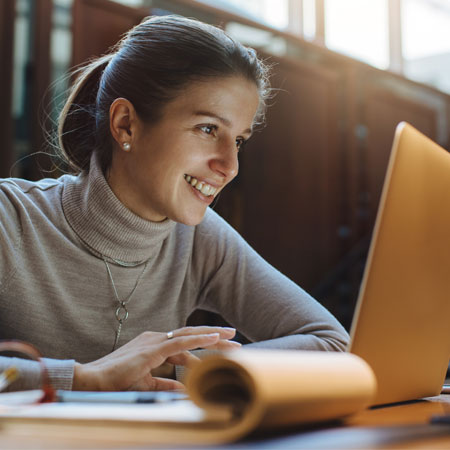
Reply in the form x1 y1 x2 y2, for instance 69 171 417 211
184 174 218 197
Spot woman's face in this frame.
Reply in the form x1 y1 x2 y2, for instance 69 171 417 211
108 76 260 226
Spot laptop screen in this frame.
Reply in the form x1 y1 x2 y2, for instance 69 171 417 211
348 122 450 405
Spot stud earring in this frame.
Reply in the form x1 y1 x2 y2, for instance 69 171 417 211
122 142 131 152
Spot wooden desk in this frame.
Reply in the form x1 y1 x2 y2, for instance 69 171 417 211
1 395 450 449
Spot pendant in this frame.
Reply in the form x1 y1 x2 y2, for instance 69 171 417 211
115 301 129 323
112 302 129 351
112 323 122 352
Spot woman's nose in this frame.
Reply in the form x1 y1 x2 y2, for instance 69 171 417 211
209 139 239 180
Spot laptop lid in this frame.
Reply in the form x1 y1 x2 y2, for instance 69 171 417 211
348 122 450 405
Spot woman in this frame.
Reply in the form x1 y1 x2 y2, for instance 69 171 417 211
0 15 349 392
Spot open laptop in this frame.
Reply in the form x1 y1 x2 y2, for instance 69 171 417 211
348 122 450 406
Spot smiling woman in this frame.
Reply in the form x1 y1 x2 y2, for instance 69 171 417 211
0 15 349 393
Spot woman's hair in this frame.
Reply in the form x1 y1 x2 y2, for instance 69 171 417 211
57 15 271 173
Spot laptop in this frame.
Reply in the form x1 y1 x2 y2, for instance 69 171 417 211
348 122 450 406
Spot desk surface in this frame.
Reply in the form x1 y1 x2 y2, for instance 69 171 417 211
1 395 450 449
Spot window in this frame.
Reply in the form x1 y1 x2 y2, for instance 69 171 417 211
197 0 289 29
324 0 389 69
103 0 450 95
402 0 450 94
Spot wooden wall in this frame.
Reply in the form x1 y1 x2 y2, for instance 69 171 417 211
25 0 53 180
231 57 344 290
72 0 147 68
0 0 16 178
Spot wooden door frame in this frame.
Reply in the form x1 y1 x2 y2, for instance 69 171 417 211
0 0 16 177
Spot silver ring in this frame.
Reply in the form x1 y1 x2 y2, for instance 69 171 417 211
166 331 174 340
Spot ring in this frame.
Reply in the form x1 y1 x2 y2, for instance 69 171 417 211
166 331 174 340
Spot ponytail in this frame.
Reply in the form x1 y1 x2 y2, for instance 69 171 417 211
57 54 113 173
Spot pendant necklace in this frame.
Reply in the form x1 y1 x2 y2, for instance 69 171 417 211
103 256 149 351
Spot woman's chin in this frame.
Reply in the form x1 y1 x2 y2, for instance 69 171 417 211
174 208 208 227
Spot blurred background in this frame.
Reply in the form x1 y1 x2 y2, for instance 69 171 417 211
1 0 449 331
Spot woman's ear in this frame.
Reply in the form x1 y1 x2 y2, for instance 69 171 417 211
109 98 137 152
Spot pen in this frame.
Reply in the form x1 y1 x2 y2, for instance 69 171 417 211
0 367 18 392
56 390 187 404
430 414 450 425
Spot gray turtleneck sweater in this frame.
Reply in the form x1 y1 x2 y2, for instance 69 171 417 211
0 154 349 391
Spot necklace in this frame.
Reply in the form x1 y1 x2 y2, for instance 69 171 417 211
103 257 149 351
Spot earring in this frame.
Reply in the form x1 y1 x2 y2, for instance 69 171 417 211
122 142 131 152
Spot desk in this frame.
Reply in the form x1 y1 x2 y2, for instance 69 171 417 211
1 395 450 449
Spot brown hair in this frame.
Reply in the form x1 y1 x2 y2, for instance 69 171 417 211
57 15 271 174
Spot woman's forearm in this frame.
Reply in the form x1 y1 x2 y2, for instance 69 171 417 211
244 331 349 352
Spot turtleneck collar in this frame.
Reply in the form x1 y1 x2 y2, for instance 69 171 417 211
61 152 176 264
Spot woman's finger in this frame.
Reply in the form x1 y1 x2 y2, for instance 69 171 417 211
166 350 200 368
149 377 186 391
170 326 236 340
131 375 186 391
159 333 220 359
202 340 242 350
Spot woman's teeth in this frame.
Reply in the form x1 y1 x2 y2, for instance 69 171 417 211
184 175 217 196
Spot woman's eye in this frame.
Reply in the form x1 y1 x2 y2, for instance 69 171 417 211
236 137 247 152
199 125 217 135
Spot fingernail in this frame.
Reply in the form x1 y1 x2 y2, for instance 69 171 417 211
224 327 235 331
206 333 220 338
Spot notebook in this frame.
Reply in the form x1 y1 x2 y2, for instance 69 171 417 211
348 122 450 405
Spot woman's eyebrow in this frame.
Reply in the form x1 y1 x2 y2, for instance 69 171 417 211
193 110 252 135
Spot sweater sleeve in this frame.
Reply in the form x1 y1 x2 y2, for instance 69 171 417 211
193 209 349 351
0 181 22 290
0 356 75 391
0 181 75 392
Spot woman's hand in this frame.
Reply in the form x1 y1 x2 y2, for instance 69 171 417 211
72 326 240 391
